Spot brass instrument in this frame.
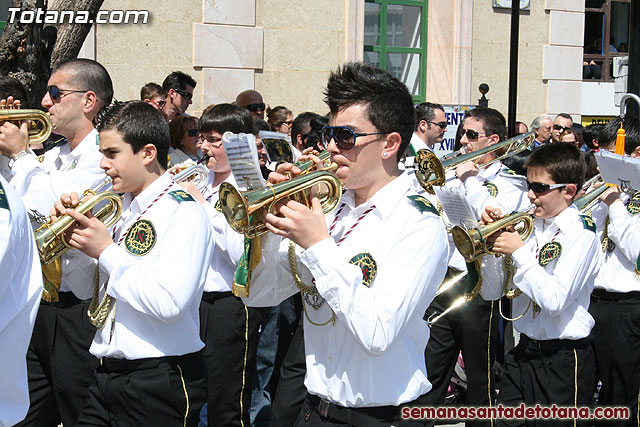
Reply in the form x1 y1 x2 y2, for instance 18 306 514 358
574 176 610 213
219 152 341 239
172 160 209 192
414 131 535 193
0 108 54 145
35 177 124 265
451 207 535 263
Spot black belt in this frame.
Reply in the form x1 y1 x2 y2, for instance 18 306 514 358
520 335 589 351
591 289 640 301
307 394 400 426
202 291 233 303
100 351 200 373
41 291 89 308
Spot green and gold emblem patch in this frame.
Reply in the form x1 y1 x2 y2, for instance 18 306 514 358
124 219 156 256
0 181 9 211
168 190 195 203
484 182 499 197
538 241 562 267
627 192 640 216
349 253 377 287
580 214 596 232
407 195 439 216
214 199 223 213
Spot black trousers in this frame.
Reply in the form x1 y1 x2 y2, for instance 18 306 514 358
76 352 206 426
200 292 260 427
589 291 640 426
271 312 307 427
497 336 596 427
419 275 499 427
16 292 99 427
295 394 433 427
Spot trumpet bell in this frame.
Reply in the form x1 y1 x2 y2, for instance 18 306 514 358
0 108 54 145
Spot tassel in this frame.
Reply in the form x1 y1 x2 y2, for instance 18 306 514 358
615 122 626 156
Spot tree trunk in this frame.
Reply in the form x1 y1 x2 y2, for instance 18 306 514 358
0 0 104 108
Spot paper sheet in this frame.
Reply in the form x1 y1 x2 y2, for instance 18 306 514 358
222 132 265 190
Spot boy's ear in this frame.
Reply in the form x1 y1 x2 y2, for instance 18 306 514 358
141 143 158 166
631 145 640 158
564 183 578 199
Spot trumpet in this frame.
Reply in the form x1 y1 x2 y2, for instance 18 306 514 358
451 206 535 263
414 131 535 193
574 175 610 213
219 152 341 239
0 108 54 145
35 177 124 265
172 160 209 192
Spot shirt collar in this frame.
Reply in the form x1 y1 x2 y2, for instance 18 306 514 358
130 172 173 215
478 161 502 181
536 204 579 234
63 128 99 159
341 172 410 221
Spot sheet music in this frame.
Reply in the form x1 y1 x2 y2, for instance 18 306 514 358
596 150 640 191
434 185 479 227
259 131 294 164
222 132 265 190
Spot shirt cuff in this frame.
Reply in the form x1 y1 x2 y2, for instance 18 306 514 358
98 243 127 275
11 152 39 173
299 237 339 285
608 199 629 222
462 174 482 191
511 245 534 267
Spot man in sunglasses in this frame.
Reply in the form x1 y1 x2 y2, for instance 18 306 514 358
550 113 573 144
161 71 196 122
241 62 449 427
412 102 447 153
235 89 266 120
0 58 114 427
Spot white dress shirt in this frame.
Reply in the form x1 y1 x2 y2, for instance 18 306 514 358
0 175 42 427
243 172 449 407
594 196 640 293
480 206 602 340
8 129 107 298
91 173 214 360
200 171 244 293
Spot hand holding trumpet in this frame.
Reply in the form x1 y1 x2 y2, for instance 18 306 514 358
0 96 29 158
481 206 525 256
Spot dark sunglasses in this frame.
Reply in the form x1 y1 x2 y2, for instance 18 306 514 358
174 89 193 100
526 181 568 193
246 103 266 112
321 126 387 150
278 120 294 127
553 124 572 133
427 120 448 130
186 128 199 137
47 85 87 101
460 128 487 140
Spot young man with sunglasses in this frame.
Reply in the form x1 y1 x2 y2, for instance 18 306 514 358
413 102 447 152
240 62 449 426
588 115 640 426
235 89 266 120
162 71 196 122
550 113 573 144
480 142 600 425
0 58 114 427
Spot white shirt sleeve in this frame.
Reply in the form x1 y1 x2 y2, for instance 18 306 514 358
607 201 640 265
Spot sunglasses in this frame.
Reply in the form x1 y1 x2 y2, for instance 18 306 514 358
460 128 487 140
321 126 388 150
152 98 166 109
427 120 448 130
47 85 87 101
186 128 199 137
526 181 568 193
246 103 266 112
278 120 294 127
553 124 572 133
174 89 193 100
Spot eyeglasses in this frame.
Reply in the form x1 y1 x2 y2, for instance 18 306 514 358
199 134 223 146
321 126 388 150
460 129 487 140
246 103 266 112
151 98 166 109
174 89 193 100
47 85 87 101
278 120 294 128
526 181 569 193
186 128 199 137
427 120 448 131
553 124 572 133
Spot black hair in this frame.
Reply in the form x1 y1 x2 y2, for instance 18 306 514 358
525 142 586 192
465 107 507 141
0 76 29 107
414 102 445 131
304 116 330 151
140 82 166 100
556 113 573 123
253 118 271 135
292 112 321 145
199 103 253 135
584 151 599 181
96 101 170 170
502 149 531 176
324 62 414 162
54 59 113 112
162 71 197 92
599 114 640 155
583 123 604 150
